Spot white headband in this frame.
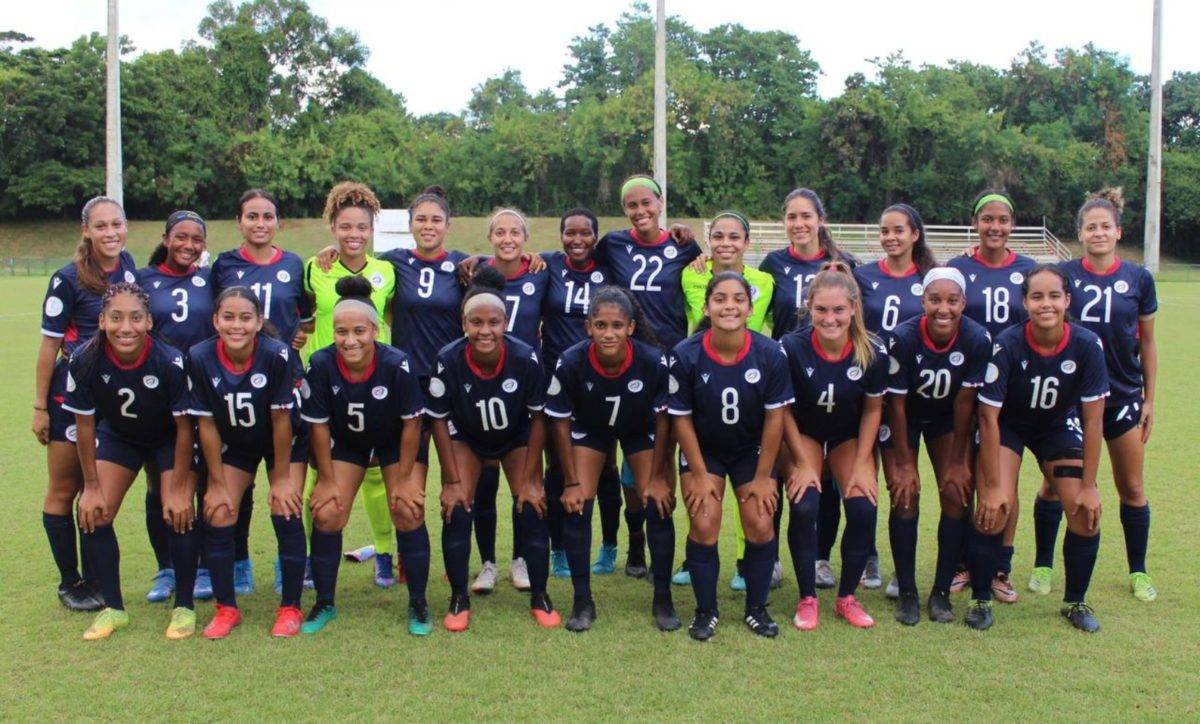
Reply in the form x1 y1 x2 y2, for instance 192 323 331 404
333 299 378 326
922 267 967 294
463 293 506 317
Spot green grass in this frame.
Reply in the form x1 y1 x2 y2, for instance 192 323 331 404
1 276 1198 720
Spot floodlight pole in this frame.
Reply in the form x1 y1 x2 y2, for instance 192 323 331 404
1144 0 1162 273
654 0 667 227
106 0 123 206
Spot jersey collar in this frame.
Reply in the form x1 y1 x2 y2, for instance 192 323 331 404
702 329 752 366
104 336 152 371
629 229 671 247
336 345 378 383
566 256 596 273
877 259 918 278
216 337 257 374
156 263 197 277
465 341 507 380
588 340 634 378
1024 321 1071 357
810 328 853 363
972 248 1016 268
919 316 959 353
787 246 826 262
412 247 448 263
238 245 284 266
488 258 531 281
1081 257 1122 276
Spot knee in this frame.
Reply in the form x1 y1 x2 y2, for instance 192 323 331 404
45 479 81 508
313 506 347 534
790 488 820 522
938 487 967 516
1038 481 1058 501
743 516 773 544
1116 477 1146 506
391 507 424 532
205 507 235 528
890 493 919 520
688 517 720 545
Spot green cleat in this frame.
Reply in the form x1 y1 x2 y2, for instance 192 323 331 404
300 603 336 634
408 600 433 636
1028 567 1053 595
165 607 197 640
83 607 130 641
1130 572 1158 602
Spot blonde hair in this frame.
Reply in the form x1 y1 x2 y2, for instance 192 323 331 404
323 181 380 225
488 207 529 239
1076 186 1124 231
807 261 878 370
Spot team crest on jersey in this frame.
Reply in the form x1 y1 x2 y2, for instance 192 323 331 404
102 374 111 384
910 283 924 296
251 373 267 389
1009 272 1024 285
440 260 455 272
668 375 679 394
152 281 162 289
372 385 388 400
300 379 311 399
949 351 965 367
276 270 291 283
590 271 604 283
236 270 245 279
701 373 710 384
628 379 644 393
571 430 587 440
193 276 206 287
44 296 64 318
744 369 761 384
124 271 136 283
805 367 814 377
664 246 678 260
878 424 892 442
143 375 159 389
66 424 78 443
522 282 535 295
502 378 518 393
548 376 562 395
428 378 445 398
847 366 863 381
888 357 900 375
370 272 385 288
1114 280 1130 294
985 363 999 384
1060 360 1077 374
66 372 76 392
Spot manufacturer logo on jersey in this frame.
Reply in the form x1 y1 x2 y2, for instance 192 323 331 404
236 271 245 279
464 383 472 393
400 360 409 373
805 367 814 377
52 276 62 289
66 424 78 443
441 260 456 273
428 378 445 398
101 374 111 384
701 373 710 384
783 266 791 275
628 379 644 393
276 270 291 283
522 282 535 296
750 286 760 302
502 378 518 393
663 246 678 260
370 273 385 288
625 245 634 254
124 271 136 283
985 363 999 383
668 375 679 394
143 375 159 389
250 373 267 389
1114 280 1130 294
1060 360 1076 374
1020 360 1028 370
279 348 289 362
949 351 964 367
993 343 1003 355
44 297 64 318
871 282 879 290
447 420 457 435
193 276 206 287
372 385 388 400
585 382 593 391
152 281 162 289
590 271 604 283
66 372 76 392
571 431 587 440
1074 279 1082 288
847 366 863 381
915 354 924 364
332 385 341 395
211 376 221 389
744 369 761 384
548 376 562 396
878 424 891 442
910 283 924 296
1009 272 1025 285
969 274 977 282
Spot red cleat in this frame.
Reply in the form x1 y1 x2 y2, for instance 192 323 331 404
793 596 819 631
834 595 875 629
443 593 470 632
271 605 303 637
202 604 242 640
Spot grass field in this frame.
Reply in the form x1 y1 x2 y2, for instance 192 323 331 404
1 260 1199 719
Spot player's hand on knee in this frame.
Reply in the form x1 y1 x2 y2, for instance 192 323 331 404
642 475 675 517
561 481 587 515
1075 487 1102 534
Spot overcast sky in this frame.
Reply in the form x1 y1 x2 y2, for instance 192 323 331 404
7 1 1196 116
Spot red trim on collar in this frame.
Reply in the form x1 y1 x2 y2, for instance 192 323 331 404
1081 257 1122 276
788 246 826 262
238 245 284 266
811 328 852 363
588 340 634 378
919 317 959 354
336 346 378 383
972 249 1016 269
629 228 671 247
488 258 531 281
412 248 448 263
104 336 152 371
465 341 507 380
877 259 918 278
1024 322 1071 357
566 256 596 273
156 263 197 277
216 338 257 374
702 329 752 366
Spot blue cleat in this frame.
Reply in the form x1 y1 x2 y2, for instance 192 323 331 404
591 544 618 575
551 550 571 578
671 564 691 586
374 554 396 588
193 568 213 600
146 568 175 603
300 603 336 634
234 558 255 596
408 600 433 636
729 573 746 592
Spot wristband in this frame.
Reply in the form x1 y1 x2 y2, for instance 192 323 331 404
443 479 461 486
33 405 48 411
564 481 582 489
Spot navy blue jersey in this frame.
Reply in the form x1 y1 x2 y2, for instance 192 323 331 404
667 330 794 456
1060 258 1158 404
886 315 991 423
62 338 189 444
781 328 890 442
947 250 1038 337
978 323 1110 430
425 335 545 450
596 229 701 349
545 338 668 434
540 252 612 367
41 252 139 355
301 343 424 451
210 247 311 345
382 248 468 378
138 265 215 352
187 335 295 454
853 260 925 334
758 248 855 339
486 259 549 348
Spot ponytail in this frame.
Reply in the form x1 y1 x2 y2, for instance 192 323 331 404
76 196 125 295
808 261 878 370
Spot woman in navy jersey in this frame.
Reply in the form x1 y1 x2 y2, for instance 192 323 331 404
881 267 991 625
670 272 793 641
780 262 889 630
546 286 676 632
302 276 428 635
35 196 138 612
137 210 213 605
188 287 307 639
1036 189 1159 603
64 283 193 640
426 265 558 632
971 265 1109 632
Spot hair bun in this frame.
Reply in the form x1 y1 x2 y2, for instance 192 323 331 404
422 185 447 199
469 264 507 294
1093 186 1125 212
335 274 374 300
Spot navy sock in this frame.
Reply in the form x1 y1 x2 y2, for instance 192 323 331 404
625 505 646 540
597 465 622 546
889 511 919 595
442 505 473 596
204 522 236 606
518 503 550 596
1119 503 1150 574
998 545 1015 576
235 483 253 562
1062 530 1100 603
562 501 593 599
817 476 840 560
966 526 1002 601
787 487 819 598
43 512 80 587
644 503 675 596
744 536 777 611
837 497 876 597
933 513 967 592
309 528 342 606
396 525 431 603
772 477 784 539
169 525 199 610
686 538 719 613
1033 496 1063 568
511 496 523 559
472 467 499 564
81 524 123 611
271 514 306 607
145 490 172 570
544 460 565 551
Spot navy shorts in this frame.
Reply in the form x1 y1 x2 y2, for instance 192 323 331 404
330 439 404 469
798 421 858 452
679 447 760 488
999 416 1083 464
878 416 955 454
448 419 530 462
96 426 181 473
48 357 77 444
570 424 656 457
1103 398 1142 441
290 419 311 464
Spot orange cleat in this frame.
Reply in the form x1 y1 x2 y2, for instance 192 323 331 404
202 603 242 640
834 595 875 629
793 596 819 631
443 593 470 632
271 605 303 637
530 592 561 628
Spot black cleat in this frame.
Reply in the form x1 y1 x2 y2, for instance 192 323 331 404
58 581 100 612
1061 602 1100 633
688 609 719 641
83 580 106 608
894 591 920 626
565 597 596 632
964 599 994 631
928 590 955 623
624 540 648 579
743 605 779 638
652 595 681 631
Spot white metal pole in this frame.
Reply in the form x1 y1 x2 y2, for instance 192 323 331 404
1144 0 1163 273
654 0 667 227
106 0 123 206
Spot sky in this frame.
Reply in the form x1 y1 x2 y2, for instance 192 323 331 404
6 0 1197 116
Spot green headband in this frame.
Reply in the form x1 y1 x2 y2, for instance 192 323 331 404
711 211 750 235
973 193 1013 216
620 177 662 199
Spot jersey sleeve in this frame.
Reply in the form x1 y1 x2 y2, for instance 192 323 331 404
651 353 670 413
1138 268 1159 317
424 359 452 418
544 359 574 419
680 268 707 333
61 356 94 415
208 256 226 298
667 349 693 416
762 343 795 409
300 358 331 424
1079 336 1111 403
395 358 426 420
186 358 213 417
523 352 546 412
977 341 1013 408
268 347 295 410
166 354 190 416
297 283 315 324
864 346 890 397
961 331 990 388
679 240 702 263
885 332 910 394
41 272 76 338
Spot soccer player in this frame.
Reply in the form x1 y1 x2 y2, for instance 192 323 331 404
970 265 1109 632
780 262 889 630
1038 189 1158 602
65 283 194 639
669 272 794 640
881 267 991 625
35 196 138 612
301 276 427 635
425 266 558 631
545 286 676 632
187 287 307 639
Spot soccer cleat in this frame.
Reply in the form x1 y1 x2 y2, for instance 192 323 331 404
234 558 255 596
471 562 497 594
860 556 883 589
165 607 197 640
443 593 471 632
770 560 784 590
894 591 920 626
834 595 875 628
58 581 102 612
964 599 993 631
744 606 779 638
1061 602 1100 633
510 558 531 592
670 565 691 586
530 592 561 628
202 604 242 639
343 544 375 562
1130 572 1158 602
992 573 1018 603
374 553 396 589
408 599 433 636
885 575 900 600
1028 566 1053 595
300 603 337 634
565 597 596 632
551 550 571 579
949 567 970 594
83 607 129 641
146 568 176 603
928 590 955 623
591 544 618 575
271 605 303 638
625 545 648 579
687 609 719 641
814 560 836 589
729 572 746 592
652 594 681 632
793 596 819 631
193 568 214 600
